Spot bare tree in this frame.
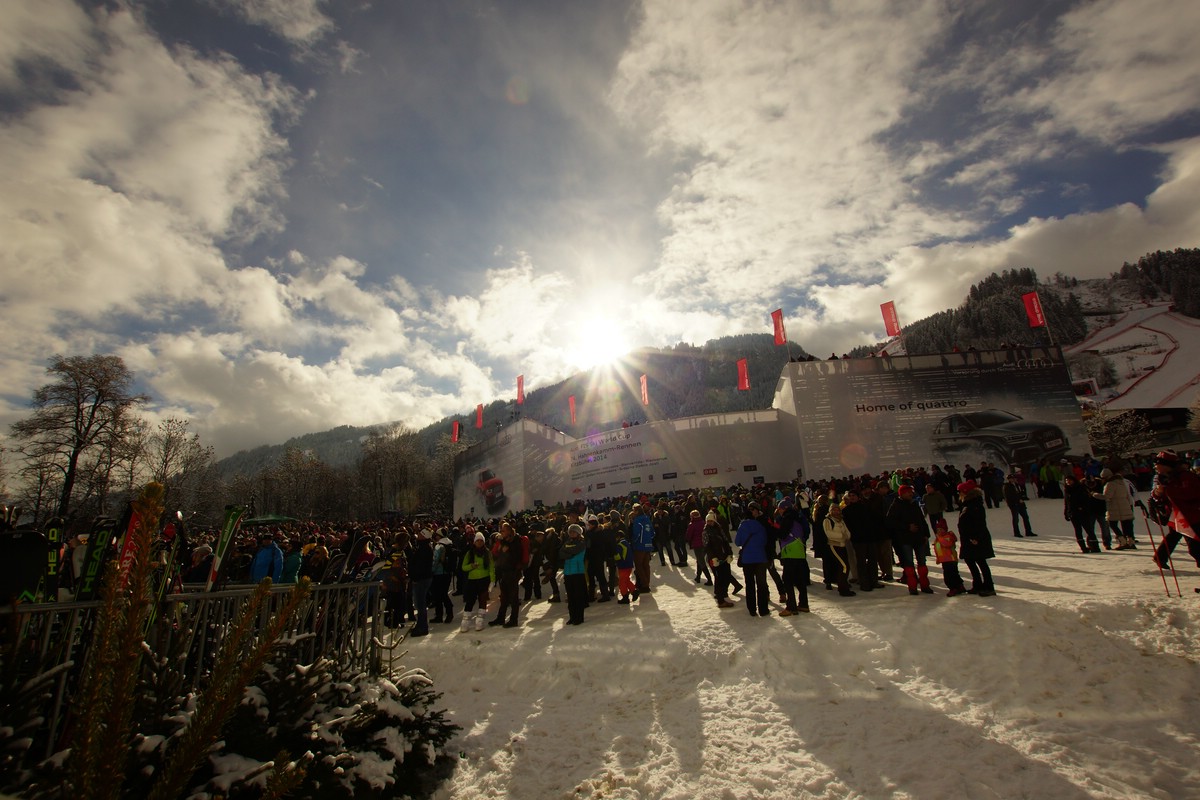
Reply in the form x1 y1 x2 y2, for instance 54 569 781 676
145 418 217 510
9 355 149 518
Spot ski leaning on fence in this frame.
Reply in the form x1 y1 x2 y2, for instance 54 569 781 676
205 504 246 592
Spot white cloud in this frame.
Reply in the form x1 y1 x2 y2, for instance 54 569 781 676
1010 0 1200 144
610 0 972 307
215 0 334 46
0 0 94 89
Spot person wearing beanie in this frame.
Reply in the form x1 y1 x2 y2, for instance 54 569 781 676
429 534 455 624
932 518 967 596
886 484 934 595
702 510 738 607
1149 450 1200 569
459 532 494 632
1092 468 1139 550
957 480 995 596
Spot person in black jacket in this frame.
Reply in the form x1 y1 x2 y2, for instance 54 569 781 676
957 481 995 596
841 490 879 591
407 527 435 636
886 485 933 595
1063 475 1099 553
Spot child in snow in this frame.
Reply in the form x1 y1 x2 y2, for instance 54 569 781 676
932 519 967 597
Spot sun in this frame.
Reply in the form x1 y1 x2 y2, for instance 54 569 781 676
567 316 633 370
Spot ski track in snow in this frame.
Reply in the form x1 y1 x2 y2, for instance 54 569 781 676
409 500 1200 799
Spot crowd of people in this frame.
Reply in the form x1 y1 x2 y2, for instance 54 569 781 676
42 451 1200 630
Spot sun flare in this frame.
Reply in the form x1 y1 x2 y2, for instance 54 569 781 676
567 316 632 370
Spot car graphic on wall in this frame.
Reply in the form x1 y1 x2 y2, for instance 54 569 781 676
931 409 1069 467
477 469 506 512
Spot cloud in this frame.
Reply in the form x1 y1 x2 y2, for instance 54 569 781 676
214 0 334 46
610 1 973 308
0 0 94 89
1009 0 1200 144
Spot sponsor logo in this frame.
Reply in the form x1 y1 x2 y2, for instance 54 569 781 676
596 482 606 490
743 464 757 471
663 472 677 479
703 468 718 476
631 477 642 484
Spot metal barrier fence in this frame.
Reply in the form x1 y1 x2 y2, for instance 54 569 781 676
0 581 387 761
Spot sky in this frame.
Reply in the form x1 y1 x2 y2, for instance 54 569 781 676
407 499 1200 799
3 0 1200 458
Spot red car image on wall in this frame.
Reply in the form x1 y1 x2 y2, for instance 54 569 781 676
477 469 506 512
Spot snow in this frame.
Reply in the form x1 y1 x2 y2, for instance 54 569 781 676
401 499 1200 800
1062 295 1200 410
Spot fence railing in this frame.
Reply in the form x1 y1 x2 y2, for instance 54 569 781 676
0 580 387 760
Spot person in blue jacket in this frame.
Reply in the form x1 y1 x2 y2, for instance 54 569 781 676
629 504 656 593
248 533 284 583
735 502 771 617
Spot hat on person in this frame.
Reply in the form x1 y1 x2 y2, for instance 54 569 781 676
705 512 717 523
473 532 486 544
416 527 431 539
897 485 915 497
747 501 761 512
1155 449 1181 466
778 496 794 509
956 480 977 494
1100 468 1114 480
567 523 583 536
438 536 452 545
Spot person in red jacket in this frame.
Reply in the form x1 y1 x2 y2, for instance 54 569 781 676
1150 450 1200 568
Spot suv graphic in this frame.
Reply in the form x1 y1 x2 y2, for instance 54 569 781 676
477 469 506 512
931 409 1069 467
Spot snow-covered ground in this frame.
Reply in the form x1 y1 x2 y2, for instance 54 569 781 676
1063 297 1200 411
403 499 1200 800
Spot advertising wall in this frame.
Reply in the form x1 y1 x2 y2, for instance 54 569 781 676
452 412 800 518
777 348 1088 478
452 348 1089 518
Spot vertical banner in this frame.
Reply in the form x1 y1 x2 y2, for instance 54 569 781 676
1022 291 1046 328
568 395 577 424
451 420 460 442
475 404 484 429
640 373 649 405
736 358 750 391
771 308 787 346
517 374 525 405
881 301 901 337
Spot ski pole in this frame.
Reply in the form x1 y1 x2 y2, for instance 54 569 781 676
1139 508 1179 598
1150 513 1184 598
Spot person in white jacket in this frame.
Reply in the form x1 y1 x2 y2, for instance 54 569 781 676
1093 469 1141 550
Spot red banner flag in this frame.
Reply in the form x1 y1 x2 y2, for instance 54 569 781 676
881 301 901 337
568 395 577 424
736 358 750 391
1022 291 1046 328
475 404 483 429
640 374 649 405
771 308 787 346
516 374 525 405
451 420 460 442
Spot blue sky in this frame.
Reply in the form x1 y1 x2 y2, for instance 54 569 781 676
3 0 1200 458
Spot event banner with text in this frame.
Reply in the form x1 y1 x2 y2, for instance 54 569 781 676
782 348 1088 477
